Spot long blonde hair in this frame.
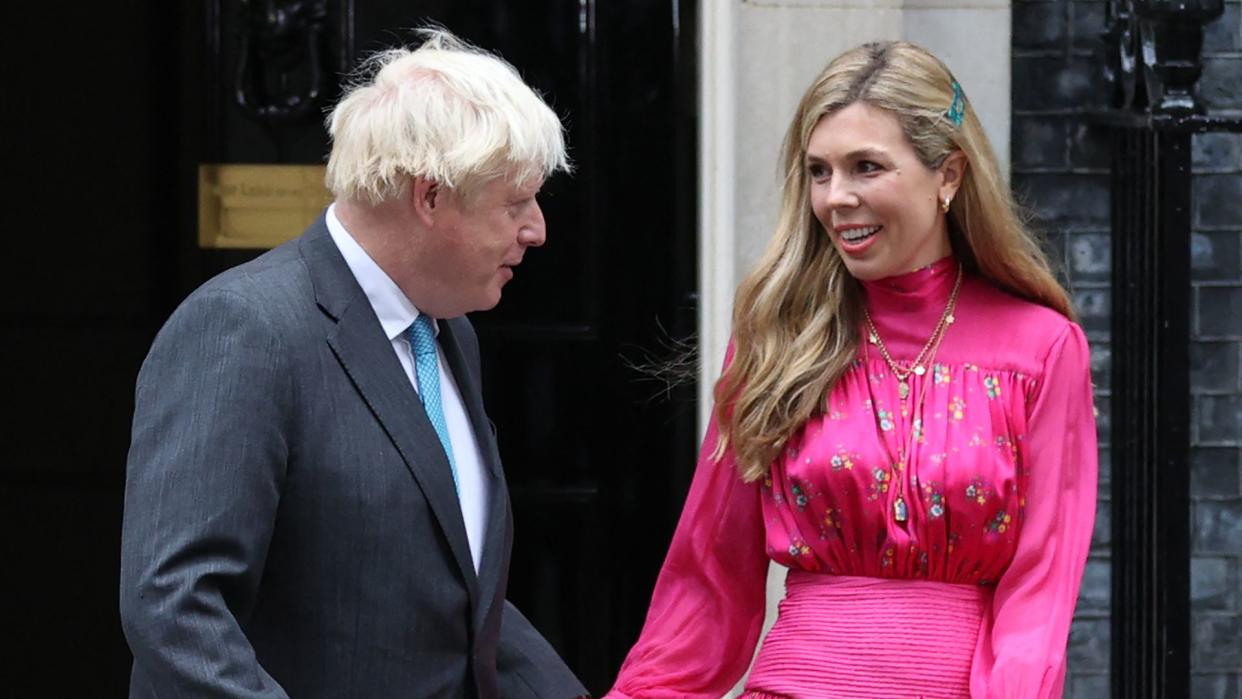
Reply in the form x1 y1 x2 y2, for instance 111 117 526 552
714 41 1074 482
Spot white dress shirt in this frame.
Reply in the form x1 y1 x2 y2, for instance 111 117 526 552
326 204 491 572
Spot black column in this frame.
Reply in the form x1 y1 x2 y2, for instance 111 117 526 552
1098 0 1234 694
1108 124 1193 699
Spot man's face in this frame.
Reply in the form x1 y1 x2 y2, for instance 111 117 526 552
415 175 546 317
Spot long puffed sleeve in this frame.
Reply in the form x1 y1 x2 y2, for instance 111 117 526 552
971 322 1099 698
604 415 770 698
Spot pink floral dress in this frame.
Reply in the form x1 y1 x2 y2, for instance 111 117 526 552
605 258 1098 699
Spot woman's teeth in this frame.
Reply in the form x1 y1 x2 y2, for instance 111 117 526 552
842 225 881 242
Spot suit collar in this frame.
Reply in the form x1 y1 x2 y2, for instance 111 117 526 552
300 216 359 323
325 203 446 343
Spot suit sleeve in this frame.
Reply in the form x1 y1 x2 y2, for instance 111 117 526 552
120 288 291 698
603 412 769 698
971 322 1099 698
496 601 590 698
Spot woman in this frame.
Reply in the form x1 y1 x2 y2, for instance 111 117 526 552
604 42 1097 698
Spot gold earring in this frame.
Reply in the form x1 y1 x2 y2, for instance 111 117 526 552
941 197 951 213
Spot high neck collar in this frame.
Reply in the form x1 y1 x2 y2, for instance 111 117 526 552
860 256 960 314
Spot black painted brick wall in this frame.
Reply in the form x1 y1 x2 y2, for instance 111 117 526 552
1012 1 1242 696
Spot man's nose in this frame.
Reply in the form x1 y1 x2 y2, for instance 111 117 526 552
519 201 546 247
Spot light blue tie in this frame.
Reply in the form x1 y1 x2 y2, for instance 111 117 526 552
407 315 459 492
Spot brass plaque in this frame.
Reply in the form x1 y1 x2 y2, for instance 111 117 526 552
198 164 333 249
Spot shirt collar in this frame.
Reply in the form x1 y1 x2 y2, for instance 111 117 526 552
325 203 438 341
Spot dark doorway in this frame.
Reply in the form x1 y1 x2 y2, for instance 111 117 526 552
1 2 697 695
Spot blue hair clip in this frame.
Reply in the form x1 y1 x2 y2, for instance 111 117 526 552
946 81 965 128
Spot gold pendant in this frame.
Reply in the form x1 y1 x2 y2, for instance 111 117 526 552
898 381 910 400
894 496 908 523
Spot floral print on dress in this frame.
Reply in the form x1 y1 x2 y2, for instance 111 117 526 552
830 449 857 472
947 531 962 555
789 478 819 511
876 407 895 432
995 434 1019 461
949 397 965 421
921 481 946 519
788 537 812 558
868 466 892 501
965 478 992 506
986 510 1014 535
761 473 785 506
934 363 951 385
984 375 1002 399
818 507 843 541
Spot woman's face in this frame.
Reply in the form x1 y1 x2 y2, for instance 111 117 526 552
806 101 963 281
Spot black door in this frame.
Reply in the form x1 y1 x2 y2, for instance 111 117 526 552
2 2 697 695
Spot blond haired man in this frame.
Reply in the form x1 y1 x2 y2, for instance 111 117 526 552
120 30 586 698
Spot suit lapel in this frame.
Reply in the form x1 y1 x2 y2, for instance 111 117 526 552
301 222 479 599
438 319 510 629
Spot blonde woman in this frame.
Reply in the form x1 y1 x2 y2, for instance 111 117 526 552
604 42 1097 698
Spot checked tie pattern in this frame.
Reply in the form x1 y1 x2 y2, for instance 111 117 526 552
407 315 459 492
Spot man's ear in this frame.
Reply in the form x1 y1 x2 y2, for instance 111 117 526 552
939 150 968 202
410 177 440 227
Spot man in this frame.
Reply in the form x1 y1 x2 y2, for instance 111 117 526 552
120 29 586 698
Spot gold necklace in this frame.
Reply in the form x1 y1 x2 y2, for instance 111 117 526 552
861 264 962 523
886 329 945 523
862 265 963 401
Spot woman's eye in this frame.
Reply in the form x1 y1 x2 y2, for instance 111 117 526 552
857 160 882 174
808 164 829 180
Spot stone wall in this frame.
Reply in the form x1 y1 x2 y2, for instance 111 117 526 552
1012 1 1242 695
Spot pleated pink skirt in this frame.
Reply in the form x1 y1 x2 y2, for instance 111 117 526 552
742 571 989 699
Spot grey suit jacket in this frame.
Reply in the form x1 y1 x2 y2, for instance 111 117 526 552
120 218 586 698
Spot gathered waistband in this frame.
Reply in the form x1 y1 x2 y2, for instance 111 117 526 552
744 572 990 699
783 570 990 600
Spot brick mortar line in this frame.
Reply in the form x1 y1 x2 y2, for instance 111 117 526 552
1192 337 1242 343
1012 168 1113 175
